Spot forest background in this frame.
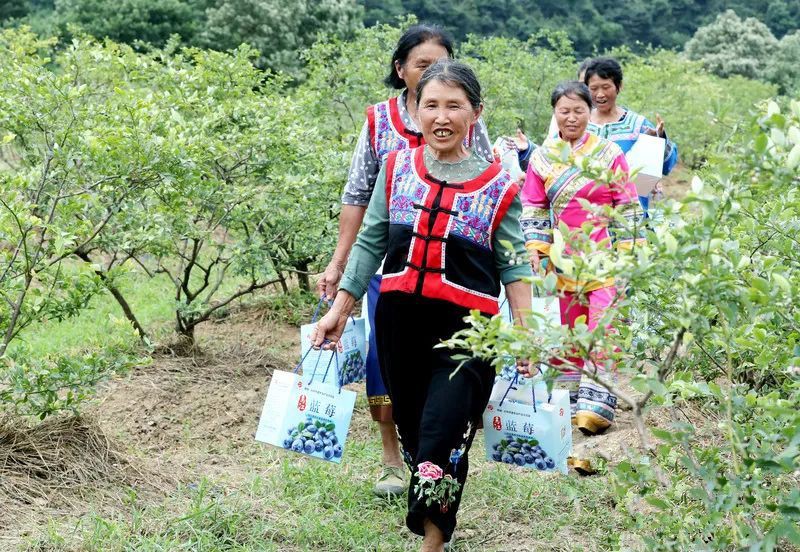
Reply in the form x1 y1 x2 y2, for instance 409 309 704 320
0 1 798 551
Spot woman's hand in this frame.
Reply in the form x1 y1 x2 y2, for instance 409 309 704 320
511 128 530 151
311 309 349 351
516 358 541 378
643 114 666 138
316 260 344 299
529 250 540 273
310 291 356 351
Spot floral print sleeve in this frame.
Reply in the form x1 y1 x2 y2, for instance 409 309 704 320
341 120 381 206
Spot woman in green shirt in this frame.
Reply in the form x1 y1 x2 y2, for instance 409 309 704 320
313 59 531 551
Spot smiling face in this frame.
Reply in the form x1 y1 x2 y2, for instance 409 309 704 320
418 79 482 161
554 93 591 143
395 40 450 98
586 74 621 115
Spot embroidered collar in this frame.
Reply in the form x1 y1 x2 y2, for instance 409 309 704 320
589 107 632 128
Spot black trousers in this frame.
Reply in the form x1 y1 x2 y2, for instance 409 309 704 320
375 291 495 543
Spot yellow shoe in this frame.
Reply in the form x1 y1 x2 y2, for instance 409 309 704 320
575 411 611 436
568 457 597 476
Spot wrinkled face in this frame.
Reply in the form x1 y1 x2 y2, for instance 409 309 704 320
554 94 591 142
418 80 481 158
586 74 621 114
395 40 449 96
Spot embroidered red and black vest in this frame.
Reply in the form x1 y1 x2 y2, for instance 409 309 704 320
380 147 519 314
366 96 476 161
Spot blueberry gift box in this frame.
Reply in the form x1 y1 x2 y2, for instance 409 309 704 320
483 376 572 474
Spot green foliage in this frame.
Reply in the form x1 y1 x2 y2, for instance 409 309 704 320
254 288 319 327
0 28 167 353
0 345 146 419
361 0 800 56
53 0 198 47
30 443 625 550
459 31 575 139
685 10 779 82
768 31 800 95
443 98 800 548
686 9 800 94
199 0 364 75
0 0 32 20
6 0 800 74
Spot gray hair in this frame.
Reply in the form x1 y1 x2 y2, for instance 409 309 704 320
415 59 482 109
550 80 593 110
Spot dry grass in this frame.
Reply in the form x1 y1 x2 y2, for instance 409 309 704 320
0 415 128 506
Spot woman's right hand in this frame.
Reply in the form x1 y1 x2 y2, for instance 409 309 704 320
516 358 541 378
529 250 552 275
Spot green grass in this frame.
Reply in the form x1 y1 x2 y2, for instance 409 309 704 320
11 270 175 356
24 430 627 551
11 269 630 551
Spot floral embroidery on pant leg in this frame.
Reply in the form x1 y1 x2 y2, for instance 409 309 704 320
413 461 461 513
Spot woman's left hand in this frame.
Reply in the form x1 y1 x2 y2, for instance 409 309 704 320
311 308 350 351
643 114 666 138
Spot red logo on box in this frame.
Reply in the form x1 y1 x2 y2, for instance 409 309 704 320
492 416 502 430
559 408 564 417
297 394 307 411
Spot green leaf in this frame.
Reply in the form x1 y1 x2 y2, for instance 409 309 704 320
690 176 704 195
787 144 800 170
754 132 768 154
644 496 669 510
650 428 672 441
543 272 557 293
647 380 668 397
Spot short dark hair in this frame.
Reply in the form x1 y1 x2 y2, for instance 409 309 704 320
551 81 593 110
384 24 455 89
416 59 482 109
583 57 623 90
577 57 593 79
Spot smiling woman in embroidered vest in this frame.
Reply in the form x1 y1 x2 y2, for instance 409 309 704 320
316 24 493 499
313 59 531 551
519 81 645 442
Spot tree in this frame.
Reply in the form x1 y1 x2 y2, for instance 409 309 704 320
199 0 363 76
0 0 31 20
0 29 162 417
685 9 778 81
53 0 198 47
768 31 800 94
